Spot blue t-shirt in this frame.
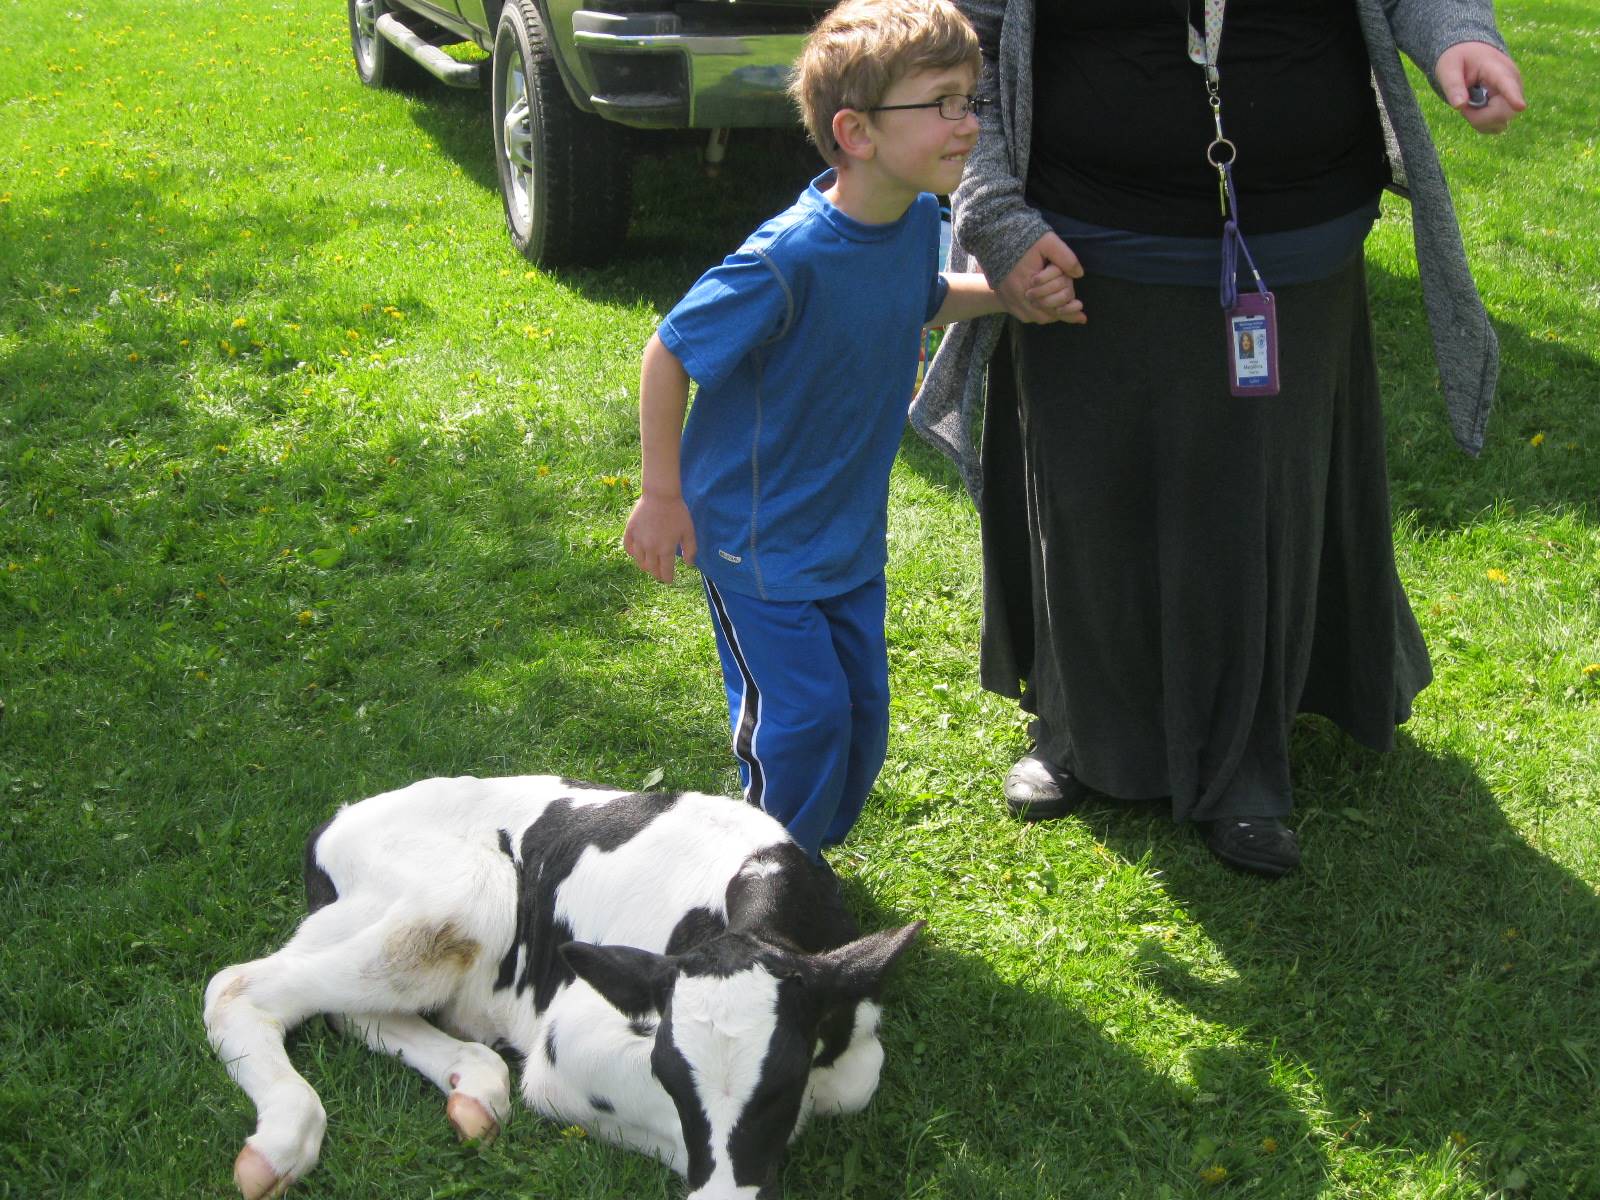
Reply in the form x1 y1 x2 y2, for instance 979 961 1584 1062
659 172 947 601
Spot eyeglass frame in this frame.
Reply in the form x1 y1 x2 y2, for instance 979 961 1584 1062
862 94 989 120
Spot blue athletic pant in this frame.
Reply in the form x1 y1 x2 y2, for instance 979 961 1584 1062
702 573 890 859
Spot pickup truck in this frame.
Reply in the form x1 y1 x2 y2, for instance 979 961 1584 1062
346 0 832 266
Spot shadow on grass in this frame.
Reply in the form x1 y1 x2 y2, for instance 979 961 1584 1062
1081 726 1600 1196
1367 260 1600 531
769 882 1326 1198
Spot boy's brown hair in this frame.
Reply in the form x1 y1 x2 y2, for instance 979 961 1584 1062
789 0 981 167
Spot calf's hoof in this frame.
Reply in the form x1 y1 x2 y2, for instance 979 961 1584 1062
234 1143 292 1200
447 1092 500 1145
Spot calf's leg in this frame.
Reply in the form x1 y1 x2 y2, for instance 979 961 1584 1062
204 961 328 1200
204 903 487 1198
332 1012 510 1143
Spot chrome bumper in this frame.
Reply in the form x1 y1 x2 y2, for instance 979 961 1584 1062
569 10 808 129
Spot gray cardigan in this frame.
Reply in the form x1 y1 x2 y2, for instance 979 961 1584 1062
914 0 1510 501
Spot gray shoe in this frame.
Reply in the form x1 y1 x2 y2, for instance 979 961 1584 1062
1003 754 1089 822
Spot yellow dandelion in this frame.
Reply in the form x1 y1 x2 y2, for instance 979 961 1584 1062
128 351 140 363
346 329 360 341
1259 1138 1278 1153
536 464 551 477
221 339 236 356
1529 432 1545 447
194 669 209 681
1582 664 1600 679
179 338 190 348
215 444 229 454
174 262 184 274
559 1125 587 1139
361 303 374 315
1199 1165 1228 1185
298 610 315 625
232 316 248 328
195 590 207 601
1485 569 1509 584
239 229 253 238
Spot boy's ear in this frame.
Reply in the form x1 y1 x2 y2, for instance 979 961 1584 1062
831 108 876 164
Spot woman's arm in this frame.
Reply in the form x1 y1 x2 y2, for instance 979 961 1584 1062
1383 0 1525 132
950 0 1052 287
1383 0 1505 79
951 0 1083 322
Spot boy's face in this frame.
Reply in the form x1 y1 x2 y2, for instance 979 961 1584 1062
860 65 979 201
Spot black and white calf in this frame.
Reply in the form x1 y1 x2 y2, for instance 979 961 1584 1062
204 775 921 1200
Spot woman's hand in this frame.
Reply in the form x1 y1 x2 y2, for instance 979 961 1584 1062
1436 41 1526 134
998 231 1086 324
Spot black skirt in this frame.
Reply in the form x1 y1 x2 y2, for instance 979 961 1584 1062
979 254 1432 823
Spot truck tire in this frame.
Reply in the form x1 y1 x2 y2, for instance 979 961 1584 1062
492 0 632 267
348 0 425 90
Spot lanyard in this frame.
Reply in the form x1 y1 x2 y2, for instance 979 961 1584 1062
1184 0 1266 308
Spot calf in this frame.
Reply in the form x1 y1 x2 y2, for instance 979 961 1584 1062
204 775 921 1200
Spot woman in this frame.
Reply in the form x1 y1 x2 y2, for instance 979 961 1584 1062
914 0 1525 875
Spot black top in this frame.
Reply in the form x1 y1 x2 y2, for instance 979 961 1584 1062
1026 0 1389 236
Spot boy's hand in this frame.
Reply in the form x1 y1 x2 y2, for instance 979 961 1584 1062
624 492 697 583
1026 262 1086 324
998 232 1085 325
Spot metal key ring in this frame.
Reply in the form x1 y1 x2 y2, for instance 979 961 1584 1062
1207 137 1237 168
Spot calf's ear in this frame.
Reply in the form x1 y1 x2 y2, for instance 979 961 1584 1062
812 921 925 1000
561 942 675 1018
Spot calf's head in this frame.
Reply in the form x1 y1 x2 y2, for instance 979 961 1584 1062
561 922 922 1199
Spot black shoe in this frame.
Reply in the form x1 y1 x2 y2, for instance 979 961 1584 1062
1204 816 1300 877
1003 754 1089 822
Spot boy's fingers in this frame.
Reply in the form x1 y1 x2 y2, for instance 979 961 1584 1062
680 529 697 568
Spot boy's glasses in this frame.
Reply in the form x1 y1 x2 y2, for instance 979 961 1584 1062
865 94 988 120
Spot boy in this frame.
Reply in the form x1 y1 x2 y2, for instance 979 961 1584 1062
622 0 1078 859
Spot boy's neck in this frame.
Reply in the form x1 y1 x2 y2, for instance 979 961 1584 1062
822 164 918 227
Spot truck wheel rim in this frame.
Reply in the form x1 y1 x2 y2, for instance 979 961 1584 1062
353 0 378 70
501 59 534 225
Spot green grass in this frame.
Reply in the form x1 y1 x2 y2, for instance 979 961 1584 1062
2 2 1597 1197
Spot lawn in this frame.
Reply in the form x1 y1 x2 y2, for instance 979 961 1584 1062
1 1 1597 1197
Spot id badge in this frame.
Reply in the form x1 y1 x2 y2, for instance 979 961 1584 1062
1226 290 1279 397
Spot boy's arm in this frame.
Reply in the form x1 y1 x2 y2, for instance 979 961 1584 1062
929 269 1084 328
622 333 698 583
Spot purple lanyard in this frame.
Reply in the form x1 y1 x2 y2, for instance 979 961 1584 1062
1186 0 1269 308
